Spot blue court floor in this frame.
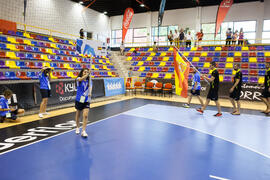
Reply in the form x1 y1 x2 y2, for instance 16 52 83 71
1 104 270 180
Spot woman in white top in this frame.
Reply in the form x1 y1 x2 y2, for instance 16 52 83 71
185 31 193 48
173 29 179 47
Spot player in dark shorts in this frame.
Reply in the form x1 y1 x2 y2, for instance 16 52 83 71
229 64 242 115
197 62 222 116
261 63 270 114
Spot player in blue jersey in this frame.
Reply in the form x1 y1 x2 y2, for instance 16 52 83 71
39 67 52 118
183 67 204 108
75 68 92 138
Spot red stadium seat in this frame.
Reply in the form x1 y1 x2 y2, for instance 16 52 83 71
241 63 249 69
206 57 212 62
34 54 42 60
16 45 24 51
0 51 6 58
218 69 224 74
249 52 256 57
16 71 31 80
195 52 201 57
221 52 227 57
234 57 241 62
249 70 258 76
16 38 24 44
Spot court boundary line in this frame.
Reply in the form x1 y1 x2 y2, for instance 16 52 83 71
0 104 148 156
126 111 270 160
209 175 230 180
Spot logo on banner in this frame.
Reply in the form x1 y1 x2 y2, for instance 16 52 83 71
106 82 122 90
215 0 233 36
56 82 64 95
122 8 134 42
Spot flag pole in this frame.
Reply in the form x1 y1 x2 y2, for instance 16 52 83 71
174 46 209 85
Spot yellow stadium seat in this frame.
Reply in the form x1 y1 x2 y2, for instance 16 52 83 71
226 57 234 62
102 65 109 70
192 57 199 62
191 47 197 51
249 57 257 63
225 63 233 68
72 57 80 63
164 74 172 79
67 72 76 79
265 52 270 57
91 65 98 70
219 75 224 82
6 61 19 69
160 62 166 67
7 37 18 44
126 57 132 61
146 57 153 61
6 44 18 51
234 52 241 57
150 52 156 56
215 47 221 51
259 77 265 84
138 67 145 72
51 44 57 49
163 57 169 61
41 55 51 61
242 47 248 51
69 41 75 46
201 52 207 57
168 47 174 51
43 62 51 68
160 52 166 56
6 52 19 59
108 72 115 77
137 61 144 66
23 32 31 39
152 73 159 78
49 37 56 42
46 48 54 54
50 72 58 79
129 48 135 52
183 52 189 57
203 62 210 68
23 39 32 46
64 63 73 70
106 60 112 64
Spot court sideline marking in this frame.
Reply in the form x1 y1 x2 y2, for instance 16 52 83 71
0 104 148 156
209 175 230 180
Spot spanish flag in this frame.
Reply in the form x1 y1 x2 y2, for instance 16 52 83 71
174 48 190 98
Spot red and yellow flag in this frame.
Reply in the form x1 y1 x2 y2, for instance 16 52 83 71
174 48 190 98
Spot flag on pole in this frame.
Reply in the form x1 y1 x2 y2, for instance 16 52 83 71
215 0 233 36
157 0 166 43
122 8 134 42
23 0 27 23
174 48 190 98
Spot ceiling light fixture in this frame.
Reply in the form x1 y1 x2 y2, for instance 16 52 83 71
140 4 145 7
103 11 108 15
79 1 83 4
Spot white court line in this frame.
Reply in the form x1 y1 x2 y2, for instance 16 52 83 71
127 113 270 160
209 175 230 180
0 105 148 156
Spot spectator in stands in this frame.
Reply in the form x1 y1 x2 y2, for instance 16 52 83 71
153 41 158 53
196 29 204 47
197 62 222 117
174 29 179 47
183 67 204 108
0 90 25 123
127 67 133 83
261 63 270 115
179 28 185 47
185 31 193 48
39 67 52 118
232 30 238 46
226 28 232 46
168 30 173 45
238 28 244 46
120 41 125 56
80 28 84 39
75 68 92 138
229 64 242 115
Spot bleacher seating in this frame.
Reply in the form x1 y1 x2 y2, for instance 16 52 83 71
0 30 119 80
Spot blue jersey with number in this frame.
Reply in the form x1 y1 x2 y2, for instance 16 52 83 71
39 72 51 90
0 97 9 117
76 79 92 103
192 72 201 90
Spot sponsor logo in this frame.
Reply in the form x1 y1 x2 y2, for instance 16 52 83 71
123 9 133 29
106 82 122 90
220 0 233 8
56 82 77 95
56 82 64 95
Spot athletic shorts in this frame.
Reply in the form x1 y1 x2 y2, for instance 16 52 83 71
40 89 51 98
75 101 90 111
261 89 270 98
0 109 18 122
207 89 218 101
191 89 200 96
229 89 241 101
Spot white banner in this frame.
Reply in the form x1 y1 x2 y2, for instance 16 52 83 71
76 39 107 57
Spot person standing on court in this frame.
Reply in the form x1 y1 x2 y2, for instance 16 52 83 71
39 67 52 118
229 64 242 115
197 62 222 116
261 63 270 114
173 29 179 47
183 67 204 108
226 28 232 46
75 68 92 138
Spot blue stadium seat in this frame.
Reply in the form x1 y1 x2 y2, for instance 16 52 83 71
228 52 234 57
198 63 204 67
27 72 39 79
214 52 220 57
16 61 28 69
242 76 248 83
225 69 232 75
31 41 38 47
258 64 266 69
16 31 24 37
145 67 150 71
0 36 8 43
209 47 215 51
140 73 146 77
5 71 20 80
242 58 249 62
26 53 35 60
213 57 219 62
259 70 266 76
0 43 9 50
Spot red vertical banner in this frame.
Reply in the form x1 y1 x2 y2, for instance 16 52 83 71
122 8 134 42
215 0 233 36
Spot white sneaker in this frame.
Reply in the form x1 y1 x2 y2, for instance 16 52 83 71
43 112 50 115
183 104 190 108
75 128 80 134
81 131 88 138
38 113 44 118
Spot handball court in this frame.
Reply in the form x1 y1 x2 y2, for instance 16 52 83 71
0 98 269 180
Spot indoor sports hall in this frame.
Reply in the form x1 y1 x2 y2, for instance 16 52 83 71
0 0 270 180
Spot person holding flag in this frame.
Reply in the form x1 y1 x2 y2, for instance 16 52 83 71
183 67 204 108
197 62 222 117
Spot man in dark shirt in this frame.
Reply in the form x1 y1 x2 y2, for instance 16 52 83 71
261 63 270 114
229 64 242 115
80 28 84 39
197 62 222 116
